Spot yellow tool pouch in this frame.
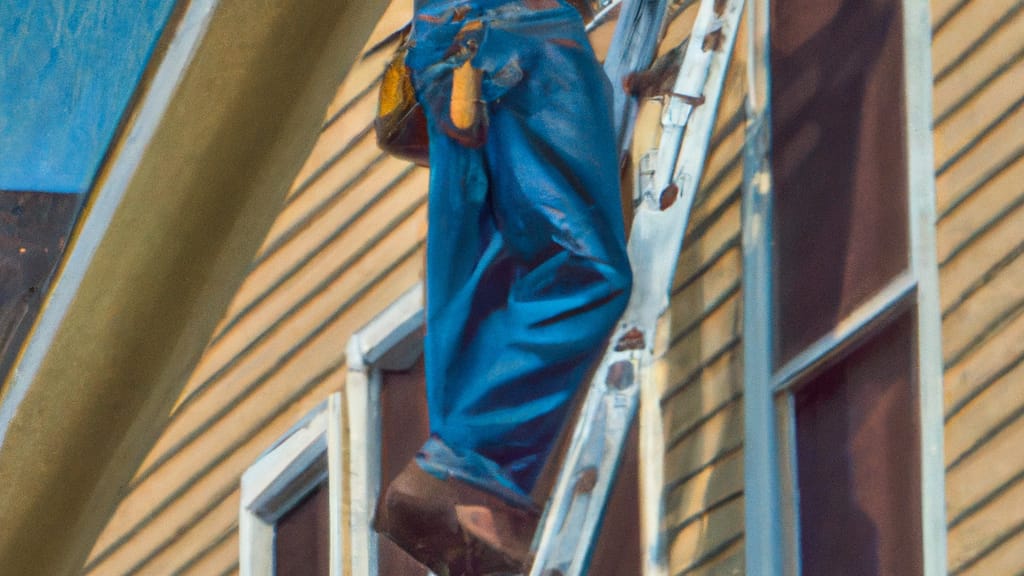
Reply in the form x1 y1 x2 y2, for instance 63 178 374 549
374 32 430 167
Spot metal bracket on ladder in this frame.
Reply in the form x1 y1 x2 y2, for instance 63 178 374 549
528 0 745 573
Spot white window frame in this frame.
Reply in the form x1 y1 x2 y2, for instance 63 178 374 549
239 394 346 576
345 283 427 576
344 282 669 575
740 0 946 575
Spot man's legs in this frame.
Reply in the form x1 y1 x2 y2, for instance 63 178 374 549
421 5 630 496
377 3 631 572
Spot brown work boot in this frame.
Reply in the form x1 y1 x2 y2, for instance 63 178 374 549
375 460 541 575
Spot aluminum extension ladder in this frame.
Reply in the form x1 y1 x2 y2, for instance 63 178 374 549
527 0 745 573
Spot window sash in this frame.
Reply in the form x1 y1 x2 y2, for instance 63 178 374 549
741 0 945 574
239 395 346 576
773 271 916 395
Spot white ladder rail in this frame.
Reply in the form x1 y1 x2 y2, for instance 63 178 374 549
598 0 672 157
528 0 745 573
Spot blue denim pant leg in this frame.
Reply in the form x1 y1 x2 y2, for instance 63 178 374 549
408 0 632 498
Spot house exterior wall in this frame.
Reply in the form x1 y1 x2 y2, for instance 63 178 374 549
932 0 1024 573
0 0 390 573
80 4 424 574
654 4 748 573
83 0 1022 573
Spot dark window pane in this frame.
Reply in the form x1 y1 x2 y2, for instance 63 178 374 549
0 191 82 378
795 314 922 576
275 481 330 576
380 358 431 576
771 0 909 365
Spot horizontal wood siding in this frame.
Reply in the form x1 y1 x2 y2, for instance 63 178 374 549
84 1 752 573
933 0 1024 573
78 1 755 574
657 2 749 573
85 0 1024 572
89 0 1024 573
82 2 423 573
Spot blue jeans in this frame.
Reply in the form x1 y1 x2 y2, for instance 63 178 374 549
408 0 632 498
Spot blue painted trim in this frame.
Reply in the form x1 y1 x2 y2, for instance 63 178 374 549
0 0 178 193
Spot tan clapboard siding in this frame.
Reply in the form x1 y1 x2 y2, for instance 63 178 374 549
667 497 745 575
953 527 1024 576
85 1 753 573
83 256 423 574
175 530 238 576
657 3 748 573
935 0 1024 573
945 310 1024 421
85 0 1024 574
931 0 1022 81
677 542 744 576
932 8 1024 124
936 155 1024 268
83 361 352 574
947 479 1024 576
142 189 428 452
128 221 426 483
84 1 425 572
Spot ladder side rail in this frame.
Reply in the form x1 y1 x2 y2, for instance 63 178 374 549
527 0 675 567
630 0 745 329
634 2 746 572
523 5 678 569
601 0 672 157
626 0 733 331
528 0 744 574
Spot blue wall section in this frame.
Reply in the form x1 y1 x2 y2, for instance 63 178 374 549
0 1 178 193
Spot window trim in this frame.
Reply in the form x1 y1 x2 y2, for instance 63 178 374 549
343 282 670 575
741 0 946 574
740 0 786 571
772 271 917 394
903 1 948 573
239 394 346 576
345 283 427 576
